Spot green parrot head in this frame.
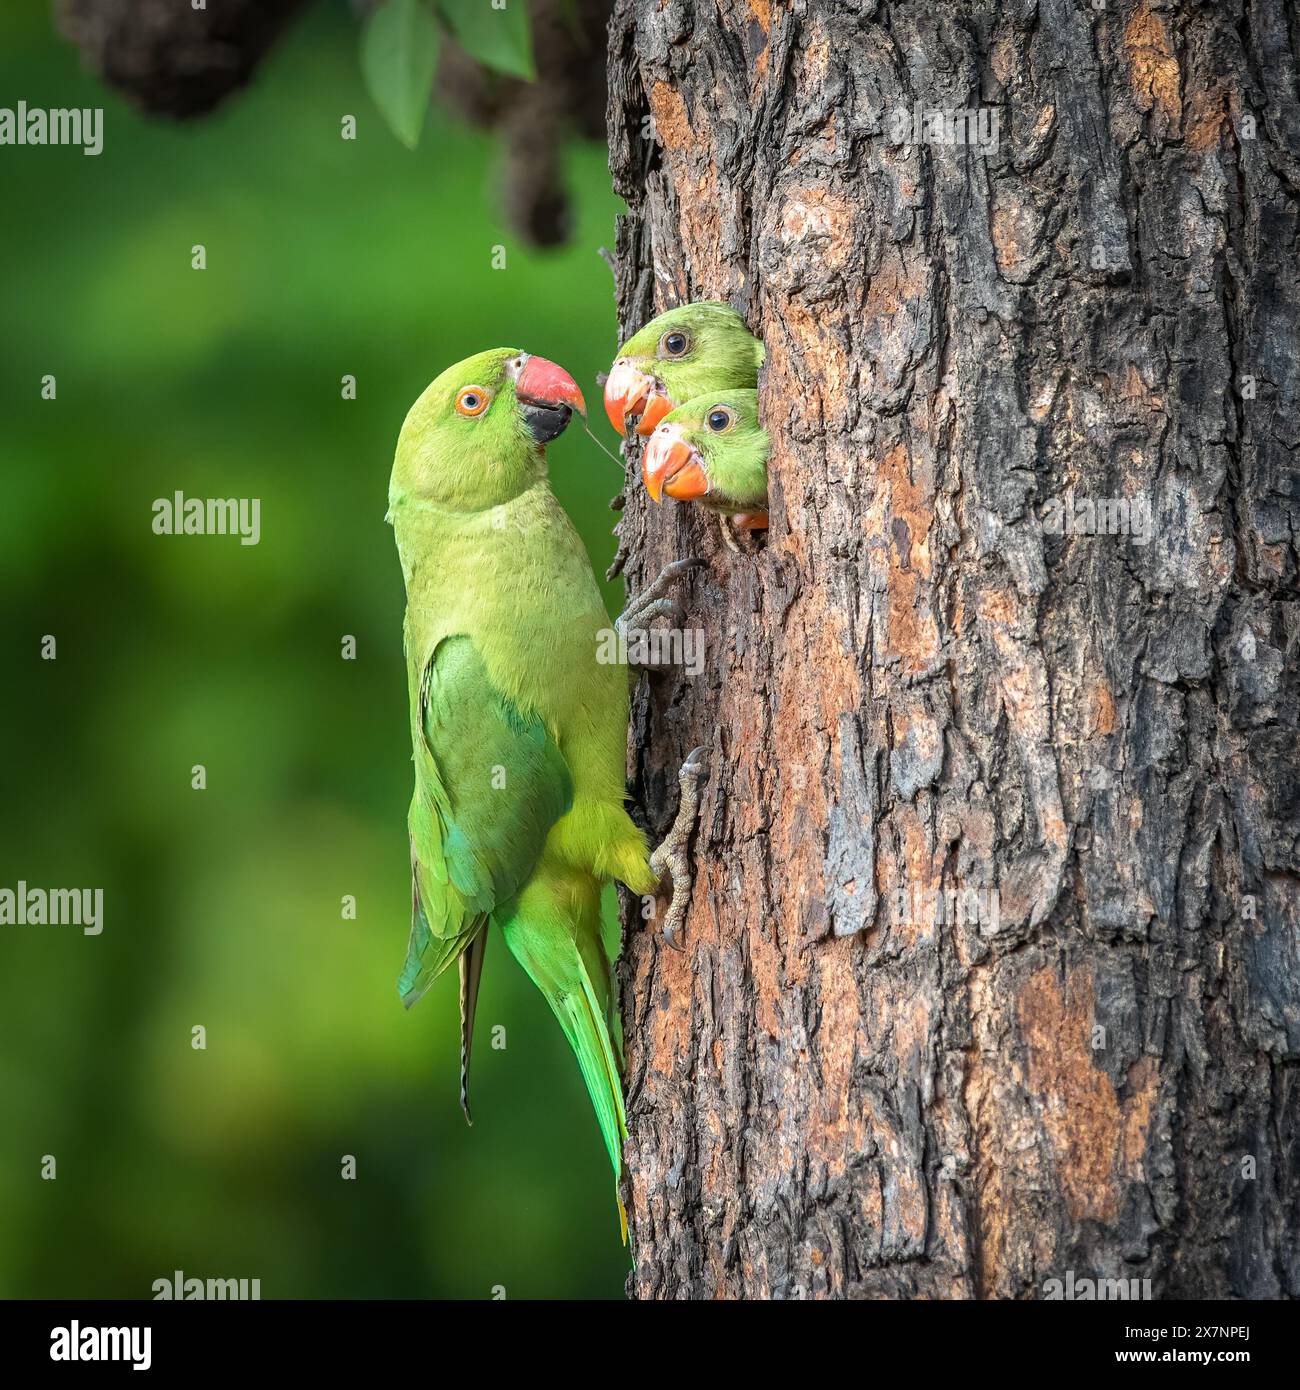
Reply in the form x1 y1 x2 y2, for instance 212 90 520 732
390 347 586 512
640 388 769 520
603 301 764 438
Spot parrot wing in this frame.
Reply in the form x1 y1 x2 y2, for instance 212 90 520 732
401 634 573 1114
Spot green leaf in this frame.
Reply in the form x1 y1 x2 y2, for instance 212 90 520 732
440 0 536 82
361 0 440 150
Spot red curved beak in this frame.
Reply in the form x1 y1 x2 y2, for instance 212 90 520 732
604 358 674 436
642 424 710 503
517 354 586 417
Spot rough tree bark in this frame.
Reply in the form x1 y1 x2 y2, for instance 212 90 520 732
609 0 1300 1300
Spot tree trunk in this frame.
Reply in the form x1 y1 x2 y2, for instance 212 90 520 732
609 0 1300 1300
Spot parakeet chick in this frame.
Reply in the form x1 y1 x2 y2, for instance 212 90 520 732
642 389 770 533
388 347 706 1234
603 301 764 438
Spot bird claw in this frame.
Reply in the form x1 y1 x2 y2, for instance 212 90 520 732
616 558 705 670
680 744 708 779
649 745 709 947
618 597 685 633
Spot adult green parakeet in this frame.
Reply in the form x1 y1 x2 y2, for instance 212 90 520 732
641 389 770 532
603 301 764 438
388 347 705 1234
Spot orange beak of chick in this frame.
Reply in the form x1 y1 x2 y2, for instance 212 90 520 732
603 358 674 437
642 423 711 503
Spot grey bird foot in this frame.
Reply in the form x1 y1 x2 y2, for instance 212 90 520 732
648 744 709 948
616 557 705 670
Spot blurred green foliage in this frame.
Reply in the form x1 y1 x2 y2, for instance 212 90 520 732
361 0 442 151
439 0 535 85
0 0 633 1298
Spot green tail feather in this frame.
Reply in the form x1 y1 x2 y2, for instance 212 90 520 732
495 868 627 1192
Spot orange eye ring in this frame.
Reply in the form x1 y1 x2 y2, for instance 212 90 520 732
455 385 491 417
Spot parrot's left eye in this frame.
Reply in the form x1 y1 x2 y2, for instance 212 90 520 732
706 406 735 433
455 386 491 417
659 330 691 358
